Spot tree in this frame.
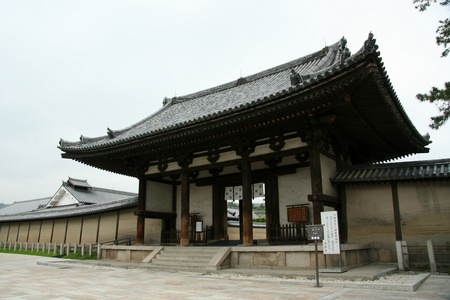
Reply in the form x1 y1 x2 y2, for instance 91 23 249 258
417 82 450 129
413 0 450 129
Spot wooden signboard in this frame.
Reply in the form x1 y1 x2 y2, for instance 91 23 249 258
287 204 309 222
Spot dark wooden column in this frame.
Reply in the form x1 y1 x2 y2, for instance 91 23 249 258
136 177 147 245
264 175 280 238
241 154 253 245
212 182 226 240
239 199 243 240
180 168 190 246
339 184 348 243
391 182 402 241
309 148 324 224
169 175 179 230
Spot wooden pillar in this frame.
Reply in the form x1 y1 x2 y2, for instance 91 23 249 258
136 178 147 245
212 182 226 240
265 176 280 238
339 184 348 243
309 148 324 224
180 168 190 246
391 182 402 241
239 200 243 240
170 175 178 230
241 154 253 245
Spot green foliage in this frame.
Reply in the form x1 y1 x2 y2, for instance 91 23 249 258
413 0 449 11
413 0 449 57
227 201 239 208
437 18 450 57
252 203 265 211
252 217 266 223
413 0 450 129
417 82 450 129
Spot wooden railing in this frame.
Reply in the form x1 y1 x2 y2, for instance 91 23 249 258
0 240 99 257
268 223 308 245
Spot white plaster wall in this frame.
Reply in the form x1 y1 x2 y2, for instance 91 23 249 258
146 181 172 213
189 185 213 227
175 184 213 229
278 167 312 224
53 190 78 206
320 154 338 197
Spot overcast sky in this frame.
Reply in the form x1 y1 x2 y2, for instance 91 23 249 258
1 0 449 204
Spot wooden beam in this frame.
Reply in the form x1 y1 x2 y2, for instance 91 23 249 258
307 193 341 207
134 211 177 219
196 163 304 187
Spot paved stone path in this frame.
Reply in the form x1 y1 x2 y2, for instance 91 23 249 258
1 253 449 299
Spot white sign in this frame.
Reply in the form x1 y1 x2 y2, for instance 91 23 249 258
195 221 203 232
321 211 340 254
224 183 265 201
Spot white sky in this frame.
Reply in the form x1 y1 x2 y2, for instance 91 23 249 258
1 0 449 204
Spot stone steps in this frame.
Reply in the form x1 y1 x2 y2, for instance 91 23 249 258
148 247 222 271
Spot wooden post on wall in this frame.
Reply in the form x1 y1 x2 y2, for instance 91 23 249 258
180 168 190 246
309 148 324 224
339 185 348 243
391 182 403 241
136 178 147 245
241 154 253 246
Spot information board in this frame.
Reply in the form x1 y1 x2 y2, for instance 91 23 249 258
321 211 340 254
306 225 324 240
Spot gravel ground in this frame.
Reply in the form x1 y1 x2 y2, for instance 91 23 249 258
202 271 424 284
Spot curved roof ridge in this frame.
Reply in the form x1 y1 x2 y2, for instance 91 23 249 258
176 40 340 102
58 39 343 150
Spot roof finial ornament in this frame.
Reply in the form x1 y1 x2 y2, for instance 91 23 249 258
339 37 351 64
290 69 303 86
80 135 85 143
364 32 376 53
107 128 115 138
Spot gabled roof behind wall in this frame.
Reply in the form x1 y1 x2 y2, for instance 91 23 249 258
0 177 137 222
0 198 51 215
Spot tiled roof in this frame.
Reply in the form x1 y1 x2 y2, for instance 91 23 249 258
59 37 366 151
0 197 137 222
62 181 136 205
67 177 92 189
0 178 138 222
0 198 51 215
331 159 450 183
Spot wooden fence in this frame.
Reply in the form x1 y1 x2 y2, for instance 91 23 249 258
161 229 207 245
268 223 308 245
0 240 99 257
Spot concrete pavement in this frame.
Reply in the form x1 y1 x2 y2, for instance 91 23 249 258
1 253 449 299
